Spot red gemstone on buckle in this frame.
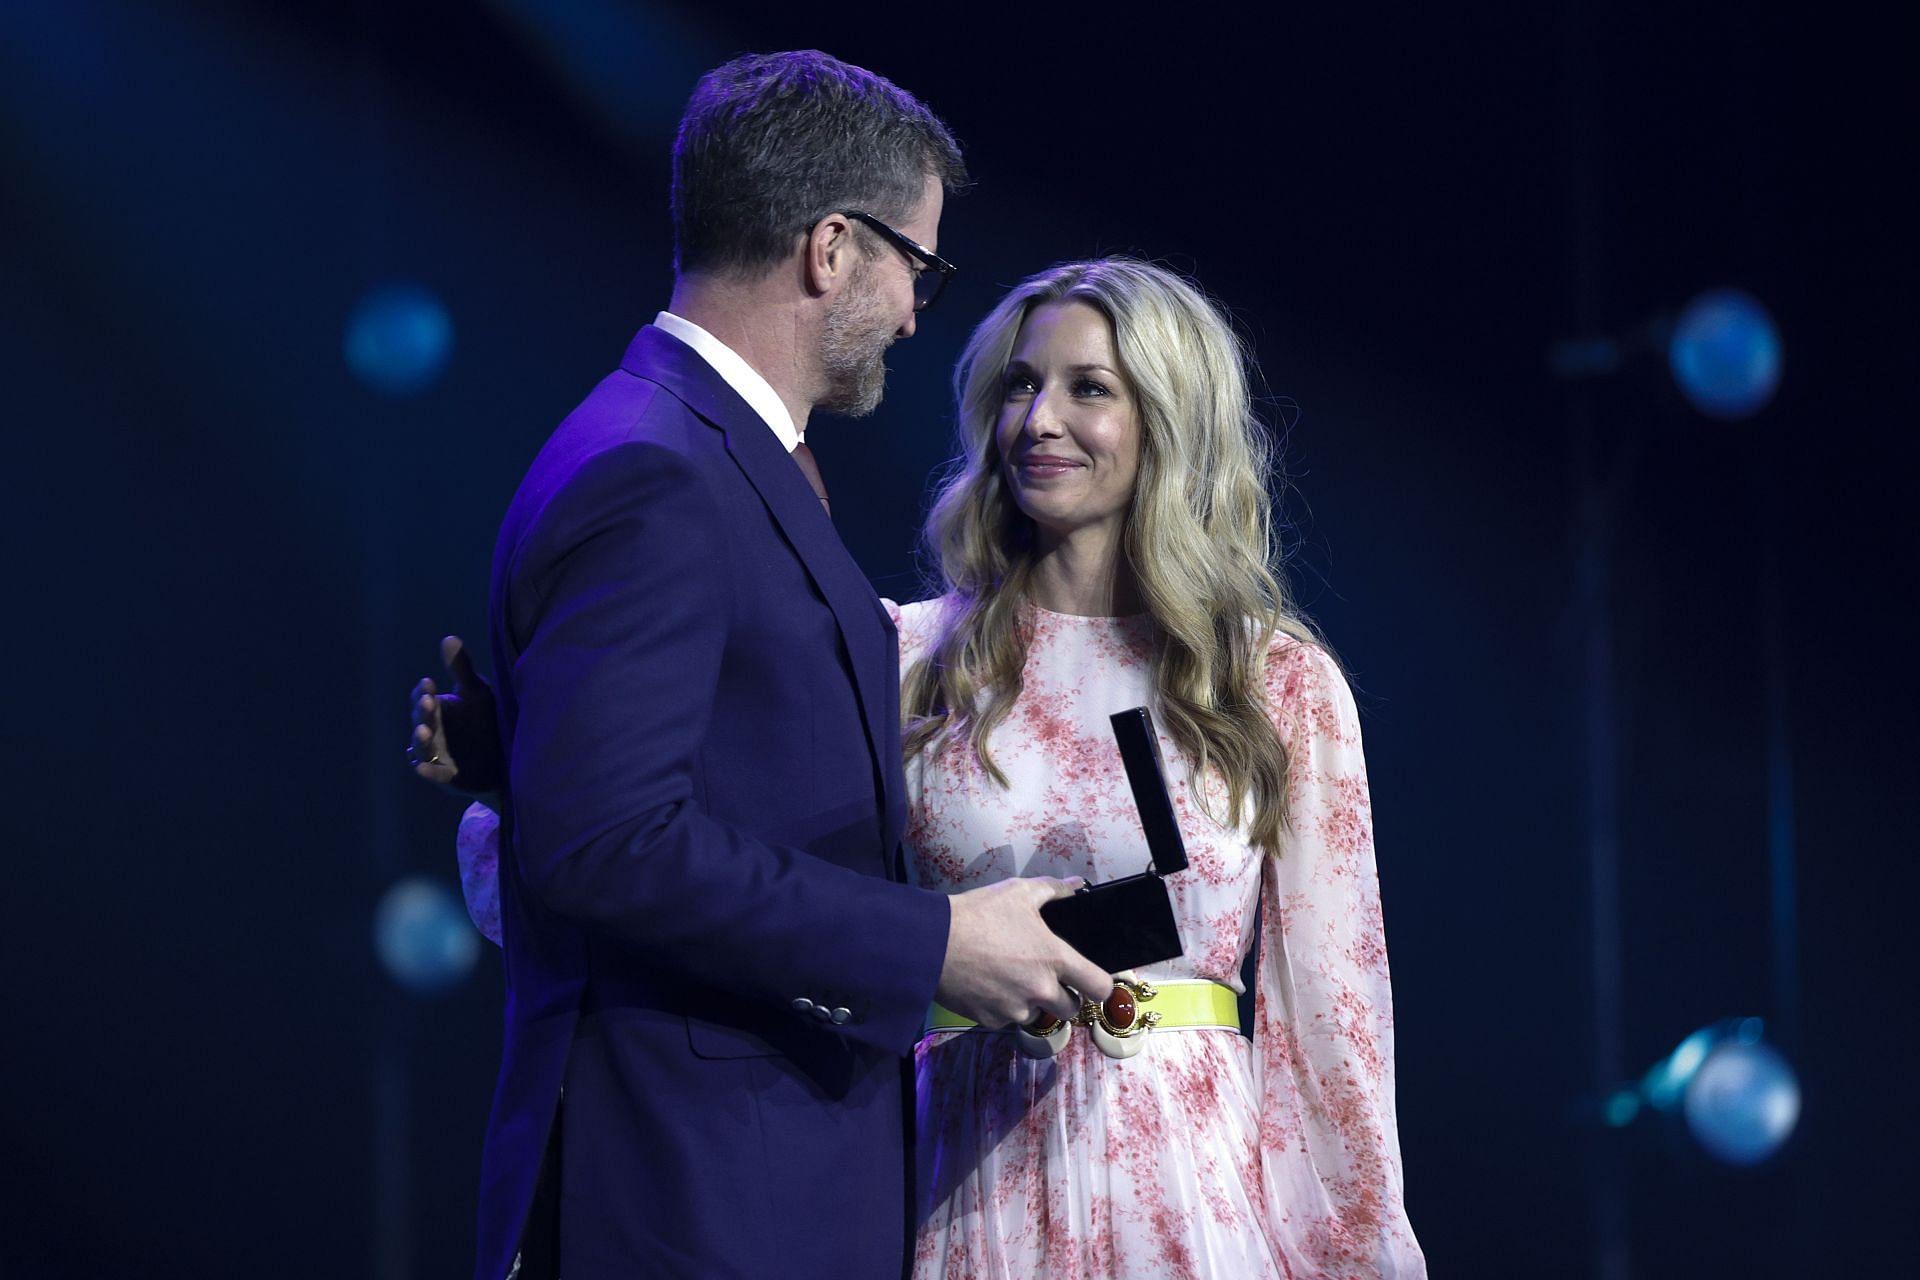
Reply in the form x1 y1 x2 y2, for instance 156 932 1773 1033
1103 985 1137 1031
1026 1012 1065 1035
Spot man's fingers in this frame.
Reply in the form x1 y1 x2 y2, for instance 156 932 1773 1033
1027 875 1087 905
1058 947 1116 1007
1033 985 1083 1023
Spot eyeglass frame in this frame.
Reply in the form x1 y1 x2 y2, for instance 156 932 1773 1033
840 209 957 312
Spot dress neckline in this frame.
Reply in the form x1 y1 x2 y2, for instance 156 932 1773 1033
1025 600 1151 624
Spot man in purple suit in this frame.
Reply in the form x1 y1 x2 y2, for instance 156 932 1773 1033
473 52 1112 1279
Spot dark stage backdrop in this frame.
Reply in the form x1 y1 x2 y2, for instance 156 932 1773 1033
2 2 1913 1277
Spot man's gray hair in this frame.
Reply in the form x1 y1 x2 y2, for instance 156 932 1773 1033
671 50 967 278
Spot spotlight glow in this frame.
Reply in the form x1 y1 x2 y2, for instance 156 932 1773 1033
374 875 480 995
1668 288 1782 420
1683 1039 1801 1166
345 283 454 395
1625 1019 1802 1165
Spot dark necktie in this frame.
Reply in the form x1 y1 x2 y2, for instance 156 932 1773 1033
791 441 830 517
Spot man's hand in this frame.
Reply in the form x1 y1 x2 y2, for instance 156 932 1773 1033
409 635 505 794
935 877 1116 1027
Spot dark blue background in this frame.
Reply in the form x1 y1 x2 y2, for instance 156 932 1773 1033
3 2 1912 1276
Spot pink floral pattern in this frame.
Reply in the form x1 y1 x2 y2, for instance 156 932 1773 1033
893 598 1424 1279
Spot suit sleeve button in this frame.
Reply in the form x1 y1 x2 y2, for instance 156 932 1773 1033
830 1007 852 1025
812 1004 833 1021
791 997 816 1014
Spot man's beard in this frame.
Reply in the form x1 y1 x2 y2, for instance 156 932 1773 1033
819 264 893 417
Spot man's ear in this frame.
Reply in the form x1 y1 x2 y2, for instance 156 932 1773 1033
804 212 857 298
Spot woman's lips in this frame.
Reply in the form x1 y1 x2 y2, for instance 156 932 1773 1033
1017 455 1082 477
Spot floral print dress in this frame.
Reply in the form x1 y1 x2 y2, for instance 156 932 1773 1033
891 598 1424 1280
453 597 1424 1277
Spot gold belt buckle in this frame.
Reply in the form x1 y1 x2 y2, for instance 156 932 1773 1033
1015 978 1160 1060
1085 978 1159 1058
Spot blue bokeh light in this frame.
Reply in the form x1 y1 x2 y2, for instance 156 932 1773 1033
1641 1025 1719 1111
1667 288 1782 420
1603 1089 1641 1128
1684 1038 1802 1166
1628 1018 1801 1165
374 875 480 995
344 282 453 395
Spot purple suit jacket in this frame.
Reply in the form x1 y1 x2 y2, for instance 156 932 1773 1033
475 325 951 1280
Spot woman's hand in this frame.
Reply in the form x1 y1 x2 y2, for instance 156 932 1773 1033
409 635 506 794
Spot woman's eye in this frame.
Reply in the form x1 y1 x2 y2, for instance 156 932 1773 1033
1073 378 1109 397
1003 372 1037 396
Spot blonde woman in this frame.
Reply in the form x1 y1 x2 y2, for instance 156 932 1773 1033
422 259 1423 1278
891 258 1421 1278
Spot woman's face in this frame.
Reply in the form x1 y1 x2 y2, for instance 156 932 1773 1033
994 300 1142 546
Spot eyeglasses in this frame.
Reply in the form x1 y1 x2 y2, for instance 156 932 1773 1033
843 209 956 312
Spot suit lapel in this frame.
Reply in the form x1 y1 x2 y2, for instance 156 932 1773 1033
621 327 904 865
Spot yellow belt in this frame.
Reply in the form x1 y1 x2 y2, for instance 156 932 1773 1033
924 979 1241 1038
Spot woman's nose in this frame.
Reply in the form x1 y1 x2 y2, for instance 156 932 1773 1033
1023 393 1064 438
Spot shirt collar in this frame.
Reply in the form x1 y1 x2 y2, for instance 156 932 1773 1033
653 311 800 451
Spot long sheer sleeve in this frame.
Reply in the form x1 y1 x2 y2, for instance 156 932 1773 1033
1255 640 1425 1277
456 801 504 947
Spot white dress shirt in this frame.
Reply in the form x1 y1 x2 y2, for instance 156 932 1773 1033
652 310 801 450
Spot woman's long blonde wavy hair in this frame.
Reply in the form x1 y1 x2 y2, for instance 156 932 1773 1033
900 258 1321 854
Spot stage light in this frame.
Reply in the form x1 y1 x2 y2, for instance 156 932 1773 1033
345 283 453 395
1623 1018 1800 1165
1667 288 1781 420
1684 1035 1801 1166
1640 1024 1719 1111
1603 1089 1641 1128
374 875 480 995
